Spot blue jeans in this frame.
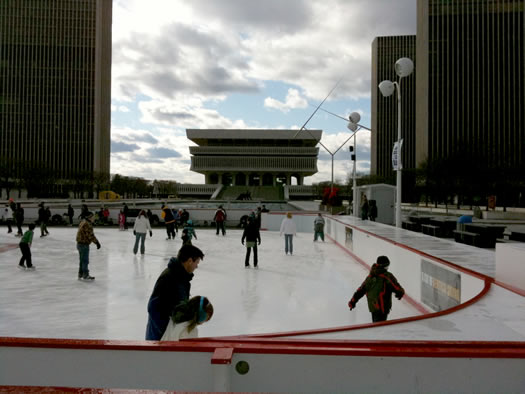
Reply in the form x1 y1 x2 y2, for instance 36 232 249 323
77 243 90 278
133 232 146 254
284 234 293 255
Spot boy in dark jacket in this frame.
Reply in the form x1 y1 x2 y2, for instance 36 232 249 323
241 216 261 268
145 244 204 340
348 256 405 322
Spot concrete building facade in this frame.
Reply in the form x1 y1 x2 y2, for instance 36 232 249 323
186 129 322 186
0 0 112 181
371 35 416 180
415 0 524 168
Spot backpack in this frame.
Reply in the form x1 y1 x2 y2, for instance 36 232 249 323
215 209 225 221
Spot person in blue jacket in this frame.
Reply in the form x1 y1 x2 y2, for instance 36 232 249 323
145 244 205 340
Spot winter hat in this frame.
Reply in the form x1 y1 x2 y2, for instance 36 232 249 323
376 256 390 267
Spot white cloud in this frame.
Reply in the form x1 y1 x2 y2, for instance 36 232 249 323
264 88 308 113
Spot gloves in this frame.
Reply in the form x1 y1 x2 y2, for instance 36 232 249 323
241 240 244 245
149 231 153 237
258 240 261 245
396 293 404 300
133 230 136 235
348 299 356 310
95 241 101 250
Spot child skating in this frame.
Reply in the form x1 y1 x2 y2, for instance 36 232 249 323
18 223 36 270
161 296 214 341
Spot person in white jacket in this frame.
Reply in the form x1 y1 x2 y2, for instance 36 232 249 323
133 210 152 255
161 296 214 341
279 212 297 255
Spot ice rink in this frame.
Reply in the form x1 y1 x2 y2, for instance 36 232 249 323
0 225 419 340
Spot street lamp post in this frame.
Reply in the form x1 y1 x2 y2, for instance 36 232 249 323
378 57 414 228
347 112 371 218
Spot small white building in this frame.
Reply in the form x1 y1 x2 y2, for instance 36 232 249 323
355 183 396 225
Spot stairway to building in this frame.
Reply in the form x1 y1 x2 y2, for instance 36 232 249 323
217 186 284 201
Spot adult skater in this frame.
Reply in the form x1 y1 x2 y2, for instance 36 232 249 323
145 244 205 340
213 205 227 236
313 213 325 242
161 296 214 341
18 223 36 271
161 204 176 240
123 202 129 230
360 195 369 220
38 203 50 237
241 216 261 268
14 203 24 237
76 211 101 281
2 204 12 233
67 204 74 226
279 212 297 255
133 210 152 255
348 256 405 322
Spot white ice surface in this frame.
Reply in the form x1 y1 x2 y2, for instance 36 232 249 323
0 226 418 340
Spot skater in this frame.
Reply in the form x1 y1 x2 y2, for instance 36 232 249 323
180 209 189 226
255 207 262 229
123 203 129 230
67 204 74 226
7 199 16 233
18 223 36 271
181 229 191 246
133 210 152 255
261 205 269 213
182 220 197 245
38 203 50 237
118 209 126 231
14 203 24 236
145 244 205 340
161 296 214 341
2 204 12 233
348 256 405 322
360 195 369 220
213 205 226 236
313 213 325 242
241 216 261 268
161 204 176 240
76 211 101 281
79 204 89 220
279 212 296 255
369 200 378 222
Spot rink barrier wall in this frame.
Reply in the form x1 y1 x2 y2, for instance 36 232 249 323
1 337 525 392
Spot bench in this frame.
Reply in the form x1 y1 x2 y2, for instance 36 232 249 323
421 224 441 237
402 221 421 232
453 230 495 248
509 231 525 242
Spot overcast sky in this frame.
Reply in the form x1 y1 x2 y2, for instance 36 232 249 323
110 0 417 185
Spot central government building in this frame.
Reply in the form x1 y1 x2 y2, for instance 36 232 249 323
186 129 322 187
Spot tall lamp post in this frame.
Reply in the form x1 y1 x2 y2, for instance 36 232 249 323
347 112 372 218
378 57 414 228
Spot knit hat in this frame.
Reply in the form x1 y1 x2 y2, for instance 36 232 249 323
376 256 390 267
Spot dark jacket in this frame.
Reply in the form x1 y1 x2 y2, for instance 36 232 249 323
145 257 193 340
162 207 175 224
242 221 261 244
349 264 404 314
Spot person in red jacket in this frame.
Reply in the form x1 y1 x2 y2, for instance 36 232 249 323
348 256 405 322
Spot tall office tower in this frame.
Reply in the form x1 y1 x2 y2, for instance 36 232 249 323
0 0 112 188
371 35 416 183
415 0 524 169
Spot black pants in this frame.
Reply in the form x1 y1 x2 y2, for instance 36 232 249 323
16 221 23 236
19 243 32 268
166 222 175 239
6 220 12 233
245 244 258 267
371 311 389 322
216 221 225 235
